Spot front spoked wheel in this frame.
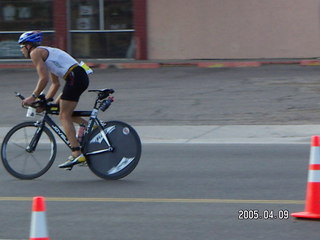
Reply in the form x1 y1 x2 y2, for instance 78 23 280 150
1 121 57 179
84 121 141 180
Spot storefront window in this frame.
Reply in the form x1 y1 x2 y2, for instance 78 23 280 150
104 0 133 30
70 0 99 30
71 32 134 58
70 0 134 58
0 0 53 58
0 0 135 59
0 32 54 58
0 0 53 30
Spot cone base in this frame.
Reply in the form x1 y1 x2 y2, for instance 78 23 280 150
291 211 320 219
30 238 50 240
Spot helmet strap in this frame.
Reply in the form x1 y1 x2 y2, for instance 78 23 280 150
25 45 35 58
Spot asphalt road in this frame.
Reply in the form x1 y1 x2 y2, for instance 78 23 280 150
1 65 320 126
0 144 317 240
1 65 320 239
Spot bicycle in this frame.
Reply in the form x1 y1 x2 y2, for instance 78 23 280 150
0 88 141 180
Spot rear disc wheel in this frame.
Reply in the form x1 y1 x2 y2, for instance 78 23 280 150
85 121 141 180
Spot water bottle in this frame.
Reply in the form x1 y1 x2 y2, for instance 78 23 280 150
26 107 36 118
100 98 113 112
77 124 86 144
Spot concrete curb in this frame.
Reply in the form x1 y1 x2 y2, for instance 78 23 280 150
1 59 320 69
0 63 34 69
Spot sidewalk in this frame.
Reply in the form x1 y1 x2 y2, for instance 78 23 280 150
1 58 320 69
135 125 320 144
0 125 318 144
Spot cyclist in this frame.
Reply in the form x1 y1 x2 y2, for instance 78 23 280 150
18 30 89 169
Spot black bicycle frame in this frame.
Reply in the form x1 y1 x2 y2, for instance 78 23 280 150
82 108 114 155
30 108 113 155
44 115 70 147
17 88 115 154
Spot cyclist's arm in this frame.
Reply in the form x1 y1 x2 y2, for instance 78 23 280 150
22 48 49 106
46 73 60 99
30 48 49 96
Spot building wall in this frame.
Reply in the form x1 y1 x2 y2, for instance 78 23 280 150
147 0 320 59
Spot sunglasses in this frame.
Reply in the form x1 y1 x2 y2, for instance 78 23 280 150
20 45 26 49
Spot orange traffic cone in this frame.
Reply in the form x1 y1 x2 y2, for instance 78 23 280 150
292 136 320 219
29 196 50 240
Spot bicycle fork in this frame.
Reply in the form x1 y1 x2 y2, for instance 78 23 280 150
25 121 44 153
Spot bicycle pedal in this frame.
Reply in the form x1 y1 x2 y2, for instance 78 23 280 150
77 162 88 167
65 166 73 171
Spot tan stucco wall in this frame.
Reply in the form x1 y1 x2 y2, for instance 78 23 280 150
147 0 320 59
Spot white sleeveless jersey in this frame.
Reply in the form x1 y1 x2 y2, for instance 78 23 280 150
38 46 78 78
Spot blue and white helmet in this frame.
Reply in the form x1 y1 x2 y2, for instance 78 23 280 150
18 31 43 45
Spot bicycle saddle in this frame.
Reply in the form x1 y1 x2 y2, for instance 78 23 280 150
88 88 115 100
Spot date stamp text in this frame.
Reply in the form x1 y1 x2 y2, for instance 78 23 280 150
238 209 290 220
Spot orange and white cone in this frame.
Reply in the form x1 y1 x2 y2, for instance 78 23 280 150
292 136 320 219
29 196 50 240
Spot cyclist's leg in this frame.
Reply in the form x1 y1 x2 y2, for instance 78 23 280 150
72 116 88 126
59 99 80 156
55 93 88 126
58 99 87 169
58 66 89 168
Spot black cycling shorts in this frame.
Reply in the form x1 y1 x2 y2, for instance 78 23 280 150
61 66 89 102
